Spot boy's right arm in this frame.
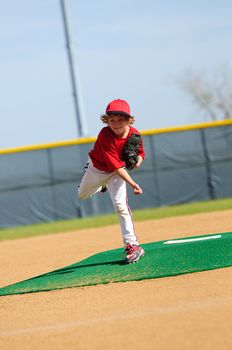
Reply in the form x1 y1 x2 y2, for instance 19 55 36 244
116 167 143 195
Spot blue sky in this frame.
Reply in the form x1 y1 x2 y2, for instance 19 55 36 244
0 0 231 148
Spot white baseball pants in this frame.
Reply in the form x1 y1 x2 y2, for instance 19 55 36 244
78 158 138 246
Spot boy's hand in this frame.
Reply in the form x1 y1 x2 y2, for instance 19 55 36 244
133 183 143 195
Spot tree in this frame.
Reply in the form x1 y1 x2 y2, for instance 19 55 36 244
180 65 232 121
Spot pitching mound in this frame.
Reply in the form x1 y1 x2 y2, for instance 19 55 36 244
1 231 232 296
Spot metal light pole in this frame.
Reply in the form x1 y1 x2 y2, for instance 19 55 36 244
60 0 87 137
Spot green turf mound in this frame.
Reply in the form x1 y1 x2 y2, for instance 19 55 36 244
1 232 232 296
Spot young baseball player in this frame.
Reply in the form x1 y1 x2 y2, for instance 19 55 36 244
78 99 145 263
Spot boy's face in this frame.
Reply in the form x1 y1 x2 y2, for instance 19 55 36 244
107 114 129 137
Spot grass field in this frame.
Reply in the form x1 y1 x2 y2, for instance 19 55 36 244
0 197 231 241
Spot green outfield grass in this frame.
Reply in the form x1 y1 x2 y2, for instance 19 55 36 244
0 197 231 241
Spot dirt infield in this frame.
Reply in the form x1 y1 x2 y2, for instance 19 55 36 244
1 209 232 350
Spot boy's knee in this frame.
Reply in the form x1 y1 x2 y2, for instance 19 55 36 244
114 202 128 215
77 187 87 200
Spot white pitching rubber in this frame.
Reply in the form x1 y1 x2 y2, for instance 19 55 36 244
163 235 222 245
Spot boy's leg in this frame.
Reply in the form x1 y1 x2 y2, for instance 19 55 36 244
78 159 109 200
107 174 139 246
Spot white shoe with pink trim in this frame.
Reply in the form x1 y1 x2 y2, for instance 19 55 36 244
123 244 145 264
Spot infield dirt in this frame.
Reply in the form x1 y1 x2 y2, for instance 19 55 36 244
1 209 232 350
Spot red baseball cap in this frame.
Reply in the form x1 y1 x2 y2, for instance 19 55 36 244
106 99 131 117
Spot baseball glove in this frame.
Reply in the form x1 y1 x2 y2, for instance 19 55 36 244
122 133 142 170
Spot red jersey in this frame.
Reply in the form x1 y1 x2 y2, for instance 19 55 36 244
89 126 145 172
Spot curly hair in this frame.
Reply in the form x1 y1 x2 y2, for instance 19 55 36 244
100 114 135 125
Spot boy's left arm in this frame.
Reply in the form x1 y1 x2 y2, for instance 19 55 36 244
116 167 143 195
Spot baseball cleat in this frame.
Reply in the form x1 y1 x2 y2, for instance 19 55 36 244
123 243 145 264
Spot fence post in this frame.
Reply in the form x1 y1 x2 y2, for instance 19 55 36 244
47 148 59 220
149 135 161 206
200 129 215 200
